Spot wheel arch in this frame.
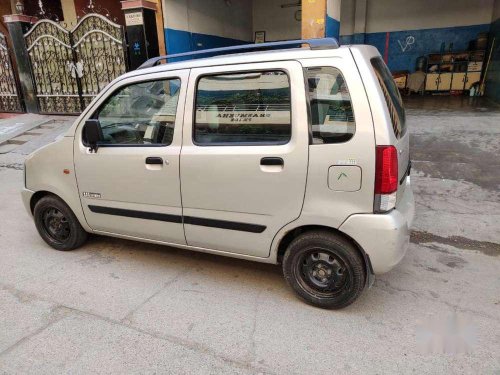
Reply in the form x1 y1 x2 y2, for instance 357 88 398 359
275 225 374 287
29 189 91 232
30 190 59 214
30 190 89 250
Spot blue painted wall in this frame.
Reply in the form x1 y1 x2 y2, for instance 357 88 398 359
165 28 249 60
165 21 491 79
340 24 491 72
340 34 366 44
326 16 340 40
484 18 500 103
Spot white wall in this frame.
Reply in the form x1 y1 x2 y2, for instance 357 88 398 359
163 0 253 41
340 0 355 35
327 0 342 21
162 0 189 31
252 0 301 41
341 0 495 35
163 0 300 42
367 0 494 32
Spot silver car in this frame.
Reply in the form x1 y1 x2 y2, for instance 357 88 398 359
22 39 414 309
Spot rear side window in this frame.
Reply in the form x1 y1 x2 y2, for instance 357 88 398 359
194 71 291 145
305 67 355 144
370 57 406 138
95 79 181 146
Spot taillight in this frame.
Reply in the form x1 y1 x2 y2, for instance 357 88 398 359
375 146 398 193
374 145 398 212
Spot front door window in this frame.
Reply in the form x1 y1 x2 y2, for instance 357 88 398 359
95 79 181 146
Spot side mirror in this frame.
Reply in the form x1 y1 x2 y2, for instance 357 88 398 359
83 119 103 153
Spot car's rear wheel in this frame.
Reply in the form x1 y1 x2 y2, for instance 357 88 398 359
282 230 365 309
34 195 88 251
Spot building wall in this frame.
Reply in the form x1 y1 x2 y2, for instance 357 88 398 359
163 0 253 54
364 0 493 32
163 0 301 54
326 0 341 39
340 0 494 72
485 0 500 102
339 0 355 36
0 1 14 36
253 0 301 41
61 0 77 26
73 0 125 25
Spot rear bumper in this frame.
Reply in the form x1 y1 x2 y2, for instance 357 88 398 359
339 178 415 274
21 188 35 217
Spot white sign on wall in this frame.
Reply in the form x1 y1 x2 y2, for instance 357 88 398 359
125 12 144 26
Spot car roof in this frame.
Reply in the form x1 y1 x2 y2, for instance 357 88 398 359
121 45 376 79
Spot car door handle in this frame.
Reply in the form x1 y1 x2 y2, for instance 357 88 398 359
145 157 163 165
260 157 284 166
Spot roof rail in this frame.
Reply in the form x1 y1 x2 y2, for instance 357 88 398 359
138 38 339 69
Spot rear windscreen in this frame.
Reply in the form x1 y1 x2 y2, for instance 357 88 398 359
370 57 406 138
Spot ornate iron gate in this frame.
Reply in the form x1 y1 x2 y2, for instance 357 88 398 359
73 14 127 109
24 14 127 114
0 32 23 112
25 21 80 113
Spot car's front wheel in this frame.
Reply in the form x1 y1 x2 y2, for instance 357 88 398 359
282 230 366 309
34 195 88 251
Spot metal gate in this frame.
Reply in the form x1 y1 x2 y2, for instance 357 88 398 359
24 14 127 114
0 32 23 112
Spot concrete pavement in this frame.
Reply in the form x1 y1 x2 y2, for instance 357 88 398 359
0 100 499 374
0 114 76 155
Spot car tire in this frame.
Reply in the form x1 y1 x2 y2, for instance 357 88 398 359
282 230 366 309
34 195 88 251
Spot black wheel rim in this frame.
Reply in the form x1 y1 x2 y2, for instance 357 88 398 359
295 248 352 298
41 207 71 243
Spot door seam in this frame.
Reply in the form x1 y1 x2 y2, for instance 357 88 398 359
179 68 192 245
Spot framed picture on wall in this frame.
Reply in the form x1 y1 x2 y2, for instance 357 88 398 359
254 31 266 44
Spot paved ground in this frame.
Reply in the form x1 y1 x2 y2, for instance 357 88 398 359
0 98 499 374
0 114 75 156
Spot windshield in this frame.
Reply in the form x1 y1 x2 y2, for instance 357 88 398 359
370 57 406 138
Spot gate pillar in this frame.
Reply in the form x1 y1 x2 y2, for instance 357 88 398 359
121 0 159 70
3 14 38 113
